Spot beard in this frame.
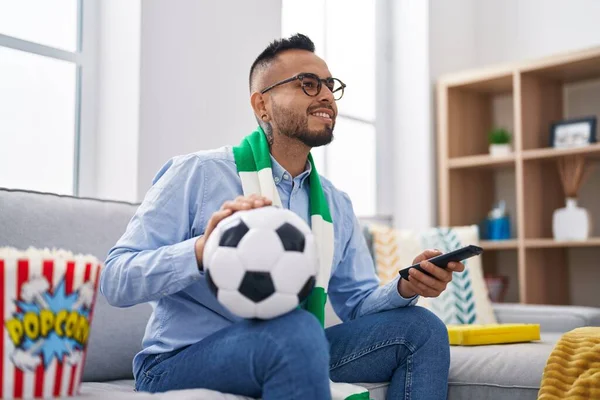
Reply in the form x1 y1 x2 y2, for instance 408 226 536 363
271 102 335 148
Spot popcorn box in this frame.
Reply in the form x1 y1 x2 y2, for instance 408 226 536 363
0 248 102 399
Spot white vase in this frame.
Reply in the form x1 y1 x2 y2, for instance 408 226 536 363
489 144 511 156
552 198 591 241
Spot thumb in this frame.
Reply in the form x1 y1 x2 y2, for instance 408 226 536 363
415 249 442 262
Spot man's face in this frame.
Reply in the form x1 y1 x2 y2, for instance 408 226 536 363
262 50 338 148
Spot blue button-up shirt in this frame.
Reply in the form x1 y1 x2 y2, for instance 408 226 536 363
100 146 418 377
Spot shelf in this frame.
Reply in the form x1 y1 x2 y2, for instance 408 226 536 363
448 154 515 169
522 143 600 161
480 240 519 250
444 72 514 94
482 238 600 249
439 46 600 305
525 238 600 248
521 49 600 83
448 144 600 166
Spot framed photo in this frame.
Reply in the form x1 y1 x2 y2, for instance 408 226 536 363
550 116 597 149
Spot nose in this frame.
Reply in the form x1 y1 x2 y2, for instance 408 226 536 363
317 83 335 104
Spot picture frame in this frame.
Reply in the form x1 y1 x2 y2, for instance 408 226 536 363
550 116 597 149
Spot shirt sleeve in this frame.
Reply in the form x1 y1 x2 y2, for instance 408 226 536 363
328 199 419 322
100 155 206 308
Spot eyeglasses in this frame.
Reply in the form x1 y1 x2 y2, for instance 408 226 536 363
260 73 346 101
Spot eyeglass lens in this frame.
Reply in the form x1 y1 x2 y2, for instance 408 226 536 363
300 74 344 100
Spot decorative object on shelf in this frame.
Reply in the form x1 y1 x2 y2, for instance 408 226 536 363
550 116 597 149
488 127 512 156
483 200 511 240
484 274 509 303
553 155 594 240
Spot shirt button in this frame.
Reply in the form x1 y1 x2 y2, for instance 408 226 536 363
274 177 280 183
283 174 290 180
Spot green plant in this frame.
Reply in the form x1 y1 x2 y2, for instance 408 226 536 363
488 128 511 144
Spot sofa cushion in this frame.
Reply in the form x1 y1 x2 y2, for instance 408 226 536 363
0 188 151 382
493 303 600 333
79 380 255 399
78 333 558 400
78 380 388 400
84 296 152 381
446 333 560 400
0 188 138 261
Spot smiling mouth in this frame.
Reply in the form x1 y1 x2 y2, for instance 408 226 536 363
310 111 333 121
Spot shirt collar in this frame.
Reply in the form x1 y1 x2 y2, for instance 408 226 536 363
270 155 312 187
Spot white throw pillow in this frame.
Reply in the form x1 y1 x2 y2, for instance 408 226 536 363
369 225 497 325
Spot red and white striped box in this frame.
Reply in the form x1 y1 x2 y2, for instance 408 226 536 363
0 247 102 399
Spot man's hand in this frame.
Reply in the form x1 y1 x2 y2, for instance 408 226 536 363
195 194 273 268
398 249 466 298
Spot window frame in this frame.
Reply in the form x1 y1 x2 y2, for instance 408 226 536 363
318 0 377 180
282 0 388 218
0 0 98 196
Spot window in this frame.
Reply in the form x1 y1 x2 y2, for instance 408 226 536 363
282 0 377 216
0 0 92 195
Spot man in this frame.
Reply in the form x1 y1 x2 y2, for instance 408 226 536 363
101 33 463 399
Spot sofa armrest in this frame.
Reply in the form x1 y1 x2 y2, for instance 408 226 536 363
493 303 600 333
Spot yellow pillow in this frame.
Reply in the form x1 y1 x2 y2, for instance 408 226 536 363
447 324 541 346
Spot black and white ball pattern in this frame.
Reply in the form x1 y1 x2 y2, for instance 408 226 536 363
203 206 318 320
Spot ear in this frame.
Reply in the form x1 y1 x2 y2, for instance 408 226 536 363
250 92 269 122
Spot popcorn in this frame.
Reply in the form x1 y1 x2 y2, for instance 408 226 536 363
0 247 102 398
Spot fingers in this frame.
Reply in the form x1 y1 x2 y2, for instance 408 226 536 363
447 261 465 273
202 195 274 245
412 249 442 263
221 195 272 212
221 200 252 212
418 260 452 283
406 248 467 298
210 195 272 236
405 274 440 298
234 194 269 204
204 209 233 238
407 260 451 294
242 194 272 205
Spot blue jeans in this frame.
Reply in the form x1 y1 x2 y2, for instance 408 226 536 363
135 306 450 399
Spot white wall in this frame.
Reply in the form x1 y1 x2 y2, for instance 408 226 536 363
383 0 480 229
424 0 600 227
93 0 281 202
429 0 600 76
428 0 476 83
473 0 600 67
95 0 141 202
387 0 435 230
426 0 478 228
137 0 282 199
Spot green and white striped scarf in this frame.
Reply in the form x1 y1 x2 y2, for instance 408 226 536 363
233 127 370 400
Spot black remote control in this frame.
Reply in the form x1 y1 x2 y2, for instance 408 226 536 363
398 245 483 280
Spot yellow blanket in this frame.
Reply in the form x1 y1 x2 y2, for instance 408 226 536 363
538 327 600 400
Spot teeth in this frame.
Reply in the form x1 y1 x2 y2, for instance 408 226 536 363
312 112 331 119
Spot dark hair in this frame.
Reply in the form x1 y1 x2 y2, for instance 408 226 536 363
249 33 315 92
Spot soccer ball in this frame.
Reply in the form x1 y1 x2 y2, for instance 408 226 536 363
203 206 318 320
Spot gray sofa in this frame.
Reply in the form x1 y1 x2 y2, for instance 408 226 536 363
1 187 600 399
